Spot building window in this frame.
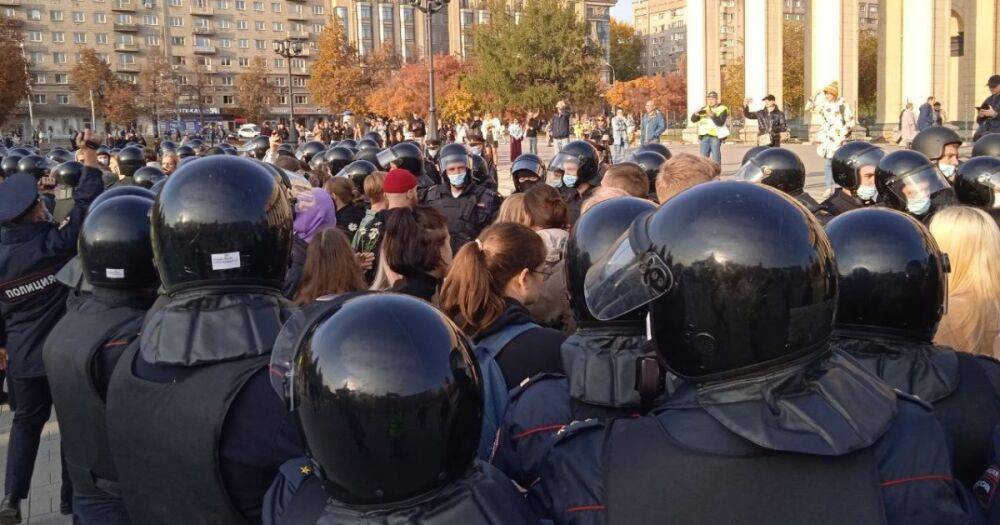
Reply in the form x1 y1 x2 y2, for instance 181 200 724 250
357 3 373 56
27 31 41 42
235 0 246 9
28 52 43 64
145 35 160 46
220 39 231 48
312 5 324 15
951 32 964 57
169 17 183 27
272 22 283 32
255 21 265 30
52 32 65 43
57 94 69 105
32 94 45 105
253 1 264 11
73 32 86 44
237 20 248 30
116 14 133 24
172 55 186 65
31 73 44 84
223 95 234 104
73 12 85 23
222 75 233 86
27 9 41 21
291 58 304 69
277 95 287 105
50 10 63 22
238 57 249 66
119 54 135 65
53 52 67 64
273 76 285 86
255 39 265 49
335 7 349 34
55 73 68 84
271 2 281 13
170 0 183 5
97 33 109 44
172 36 186 45
379 4 394 46
273 58 283 68
238 38 249 48
292 76 305 87
220 57 231 66
94 13 107 24
144 14 159 25
293 94 307 105
218 19 231 29
400 5 415 60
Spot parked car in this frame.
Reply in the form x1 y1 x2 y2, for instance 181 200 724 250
237 123 261 139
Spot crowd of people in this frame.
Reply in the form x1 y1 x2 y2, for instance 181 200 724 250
0 88 997 525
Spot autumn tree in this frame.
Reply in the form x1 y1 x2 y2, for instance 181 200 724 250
605 70 686 120
782 20 804 119
720 56 744 120
857 29 878 120
464 0 603 113
70 47 118 119
137 48 177 136
0 17 29 127
180 60 214 127
104 83 139 126
309 16 369 115
235 56 277 125
366 54 467 119
610 20 643 82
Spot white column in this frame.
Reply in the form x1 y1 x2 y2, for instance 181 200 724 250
685 0 706 120
807 1 841 97
743 0 767 101
901 0 935 107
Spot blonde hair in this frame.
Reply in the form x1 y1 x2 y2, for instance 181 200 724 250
495 193 531 226
929 206 1000 356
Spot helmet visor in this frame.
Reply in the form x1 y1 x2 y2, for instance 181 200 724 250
376 148 398 169
438 152 470 173
889 165 951 204
511 157 544 178
548 152 581 177
851 147 885 173
584 213 672 321
734 159 766 183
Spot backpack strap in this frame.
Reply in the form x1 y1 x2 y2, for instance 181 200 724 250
477 322 538 359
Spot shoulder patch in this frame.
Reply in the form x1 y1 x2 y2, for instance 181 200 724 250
553 418 602 443
277 457 316 492
509 372 567 401
893 388 934 411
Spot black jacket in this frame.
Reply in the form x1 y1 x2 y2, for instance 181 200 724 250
815 188 865 224
335 203 366 238
550 110 571 140
743 106 787 145
0 166 103 378
389 271 440 303
424 182 502 253
559 184 598 227
282 236 308 300
475 298 566 389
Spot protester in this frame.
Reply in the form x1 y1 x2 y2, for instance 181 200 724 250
918 96 937 132
655 152 719 204
640 100 667 145
293 228 366 305
690 91 728 164
579 186 630 214
611 108 629 161
602 162 650 198
350 170 385 252
900 102 918 147
930 206 1000 357
325 177 365 237
508 118 524 161
495 192 531 226
549 101 571 152
380 206 451 303
805 82 856 198
284 187 337 299
975 75 1000 141
439 222 566 389
524 110 540 155
743 95 787 147
523 185 572 331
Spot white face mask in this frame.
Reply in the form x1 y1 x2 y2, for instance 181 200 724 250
939 163 956 180
856 184 877 201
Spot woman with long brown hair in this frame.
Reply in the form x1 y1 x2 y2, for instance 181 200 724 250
293 228 366 305
379 206 452 302
523 184 573 331
439 222 566 388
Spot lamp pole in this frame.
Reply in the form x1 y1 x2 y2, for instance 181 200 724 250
273 37 305 143
409 0 449 142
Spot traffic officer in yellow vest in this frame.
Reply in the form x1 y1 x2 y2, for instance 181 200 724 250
690 91 729 165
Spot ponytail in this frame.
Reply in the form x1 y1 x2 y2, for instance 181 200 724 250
439 222 546 337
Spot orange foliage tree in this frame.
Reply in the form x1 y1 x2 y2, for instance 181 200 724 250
365 55 470 119
605 59 686 119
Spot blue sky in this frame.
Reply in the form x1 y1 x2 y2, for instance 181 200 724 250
611 0 634 23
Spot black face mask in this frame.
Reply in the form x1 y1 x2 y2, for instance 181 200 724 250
515 177 542 194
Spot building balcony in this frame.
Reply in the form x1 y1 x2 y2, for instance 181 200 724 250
193 45 217 54
190 5 215 16
114 42 140 52
116 63 140 73
192 26 215 35
286 13 308 21
0 0 22 6
286 0 306 3
287 31 311 40
112 1 136 12
113 23 140 32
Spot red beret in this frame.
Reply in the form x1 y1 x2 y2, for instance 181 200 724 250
383 168 417 193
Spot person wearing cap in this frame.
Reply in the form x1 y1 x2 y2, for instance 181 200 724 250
354 168 419 282
549 101 572 153
690 91 729 165
0 131 104 522
805 81 857 199
975 75 1000 141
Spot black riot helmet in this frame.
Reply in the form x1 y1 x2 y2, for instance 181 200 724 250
629 150 667 192
159 140 177 153
911 126 962 161
567 196 657 324
151 156 293 294
585 181 837 381
972 133 1000 159
740 145 770 166
52 161 86 188
296 141 326 163
355 138 380 152
549 140 599 186
16 155 55 180
825 208 949 342
952 156 1000 209
335 160 377 193
80 195 158 289
830 141 885 191
469 153 494 188
132 166 166 189
339 139 358 150
735 147 806 195
184 138 205 154
202 146 226 156
293 293 482 505
46 148 74 165
636 142 672 160
511 153 545 193
116 146 146 178
875 149 956 219
308 150 330 174
354 148 383 169
175 145 196 159
90 185 156 210
8 147 31 157
377 142 424 177
323 146 354 176
240 136 271 160
0 155 21 178
362 131 383 148
437 143 470 174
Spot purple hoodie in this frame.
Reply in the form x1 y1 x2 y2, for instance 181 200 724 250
293 188 337 243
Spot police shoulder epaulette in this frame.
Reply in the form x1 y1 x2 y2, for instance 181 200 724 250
278 458 316 491
893 388 934 411
509 372 567 401
553 418 602 443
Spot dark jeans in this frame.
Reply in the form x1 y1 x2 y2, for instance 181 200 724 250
4 376 52 498
72 492 130 525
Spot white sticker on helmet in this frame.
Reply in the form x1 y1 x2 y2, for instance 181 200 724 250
106 268 125 279
211 252 241 271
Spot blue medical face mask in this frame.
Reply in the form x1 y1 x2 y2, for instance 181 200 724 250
938 163 956 180
448 170 467 187
562 174 578 188
856 184 877 201
907 195 931 216
469 146 482 155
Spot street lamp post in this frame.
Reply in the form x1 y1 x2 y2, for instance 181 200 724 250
273 37 304 144
408 0 449 142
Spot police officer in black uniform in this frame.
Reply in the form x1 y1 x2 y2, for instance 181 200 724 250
240 136 271 161
262 293 539 525
826 207 1000 488
425 145 502 253
628 150 667 199
377 142 438 197
0 141 104 524
911 126 962 182
323 146 354 179
972 132 1000 159
334 159 377 195
815 141 884 223
132 166 166 189
107 146 144 188
43 194 157 524
494 196 659 487
532 181 974 524
550 140 600 225
736 147 821 212
875 149 957 223
105 156 304 524
50 161 86 223
952 156 1000 224
510 153 545 194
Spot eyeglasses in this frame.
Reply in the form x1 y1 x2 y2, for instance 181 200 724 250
532 266 553 278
